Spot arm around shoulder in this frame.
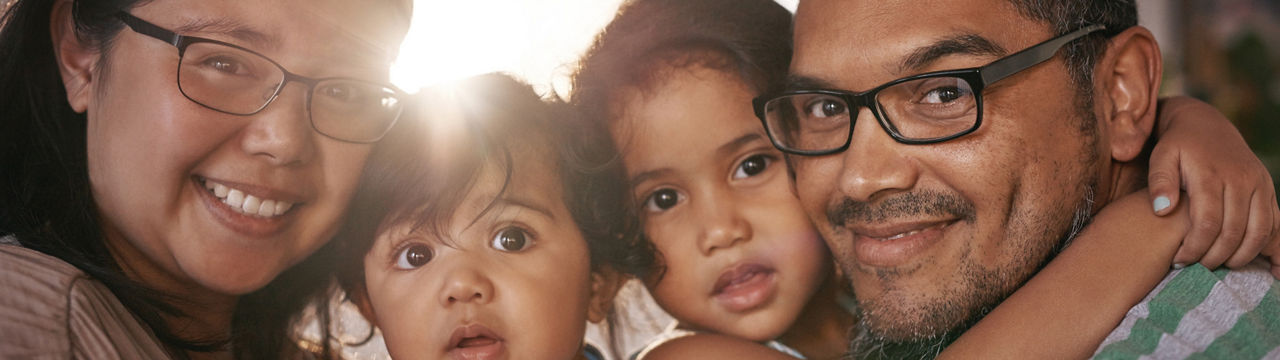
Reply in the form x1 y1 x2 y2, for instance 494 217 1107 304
640 333 799 360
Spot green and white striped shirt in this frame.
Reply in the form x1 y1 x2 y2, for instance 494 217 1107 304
1092 259 1280 359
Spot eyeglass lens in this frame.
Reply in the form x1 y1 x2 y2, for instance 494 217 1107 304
762 76 979 152
177 42 402 143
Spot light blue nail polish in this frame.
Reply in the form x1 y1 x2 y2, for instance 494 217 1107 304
1153 196 1171 212
1173 263 1186 270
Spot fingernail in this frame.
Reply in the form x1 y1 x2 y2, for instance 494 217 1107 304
1153 196 1171 212
1173 262 1186 269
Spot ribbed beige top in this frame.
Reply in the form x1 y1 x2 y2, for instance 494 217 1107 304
0 242 172 359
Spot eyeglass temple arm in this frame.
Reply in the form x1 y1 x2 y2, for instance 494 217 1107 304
979 24 1106 85
115 12 182 47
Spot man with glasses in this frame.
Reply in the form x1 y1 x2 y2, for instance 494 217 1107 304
762 0 1280 358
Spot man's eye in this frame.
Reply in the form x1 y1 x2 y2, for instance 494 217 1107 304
806 98 847 118
491 227 533 252
920 86 970 104
733 154 772 179
394 243 433 269
644 188 681 212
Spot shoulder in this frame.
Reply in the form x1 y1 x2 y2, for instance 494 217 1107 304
640 333 798 360
0 244 171 359
1093 260 1280 359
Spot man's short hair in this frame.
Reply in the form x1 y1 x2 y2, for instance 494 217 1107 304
1007 0 1138 94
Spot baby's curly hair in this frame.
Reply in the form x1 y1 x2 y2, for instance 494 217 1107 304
336 73 653 300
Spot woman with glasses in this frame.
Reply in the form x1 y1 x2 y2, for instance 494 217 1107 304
0 0 409 358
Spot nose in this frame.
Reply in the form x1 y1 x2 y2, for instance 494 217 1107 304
695 189 753 255
840 108 920 201
240 81 316 166
437 261 495 306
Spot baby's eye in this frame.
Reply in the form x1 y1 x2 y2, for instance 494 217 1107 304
644 188 682 212
733 154 772 179
394 243 433 269
491 227 533 252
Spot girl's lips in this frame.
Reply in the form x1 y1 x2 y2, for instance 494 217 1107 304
711 263 777 313
448 323 505 360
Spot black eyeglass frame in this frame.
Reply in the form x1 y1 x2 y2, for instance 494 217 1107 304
114 11 408 144
753 24 1108 156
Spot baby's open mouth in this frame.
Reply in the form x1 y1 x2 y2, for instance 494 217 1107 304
448 324 505 359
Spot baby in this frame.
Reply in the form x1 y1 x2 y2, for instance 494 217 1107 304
335 74 650 360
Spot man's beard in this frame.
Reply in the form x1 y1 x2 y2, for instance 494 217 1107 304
842 185 1097 360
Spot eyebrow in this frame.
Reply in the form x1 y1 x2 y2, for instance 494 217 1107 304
898 33 1007 74
715 133 767 160
496 196 557 223
783 74 838 92
629 167 675 189
175 17 280 52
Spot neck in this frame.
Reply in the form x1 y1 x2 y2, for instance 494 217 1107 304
1099 158 1150 211
778 271 857 360
101 228 237 350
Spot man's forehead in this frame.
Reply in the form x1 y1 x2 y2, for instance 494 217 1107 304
792 0 1046 89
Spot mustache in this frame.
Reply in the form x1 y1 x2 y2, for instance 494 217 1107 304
826 190 977 228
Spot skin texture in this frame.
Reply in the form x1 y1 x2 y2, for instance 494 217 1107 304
787 0 1161 347
52 0 407 342
361 148 600 360
612 66 832 345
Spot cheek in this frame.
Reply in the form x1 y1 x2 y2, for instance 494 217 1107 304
508 256 593 357
790 157 841 222
308 142 372 233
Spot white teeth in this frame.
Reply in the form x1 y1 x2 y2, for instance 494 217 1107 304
274 201 292 215
242 195 261 214
202 179 295 218
225 189 245 208
258 200 276 217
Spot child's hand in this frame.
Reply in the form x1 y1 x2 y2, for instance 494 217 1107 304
1147 96 1279 270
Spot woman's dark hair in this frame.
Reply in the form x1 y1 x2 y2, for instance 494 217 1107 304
568 0 794 276
336 72 652 306
0 0 384 358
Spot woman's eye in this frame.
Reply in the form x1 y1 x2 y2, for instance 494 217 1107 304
491 227 532 252
201 56 249 76
320 83 366 103
733 154 772 179
644 188 681 212
805 98 847 118
394 243 433 269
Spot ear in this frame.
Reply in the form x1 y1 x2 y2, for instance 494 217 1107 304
348 284 379 327
1097 26 1163 162
585 267 625 324
50 0 100 113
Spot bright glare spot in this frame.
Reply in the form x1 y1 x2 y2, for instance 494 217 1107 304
392 0 626 95
392 0 796 95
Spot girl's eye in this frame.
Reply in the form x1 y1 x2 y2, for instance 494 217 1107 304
733 154 772 179
644 188 682 212
491 227 532 252
394 243 433 269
